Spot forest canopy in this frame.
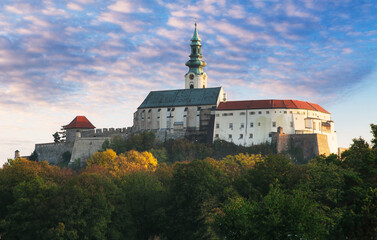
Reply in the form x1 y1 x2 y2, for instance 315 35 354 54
0 124 376 239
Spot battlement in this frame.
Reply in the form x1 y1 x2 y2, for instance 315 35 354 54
77 127 132 138
35 142 66 148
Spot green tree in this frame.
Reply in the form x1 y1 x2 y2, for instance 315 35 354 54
53 132 61 143
0 178 61 240
235 154 304 200
111 171 167 239
213 186 327 240
166 160 228 239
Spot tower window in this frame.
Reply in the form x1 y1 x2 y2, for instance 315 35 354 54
272 122 276 127
190 84 194 89
203 85 205 88
216 123 219 129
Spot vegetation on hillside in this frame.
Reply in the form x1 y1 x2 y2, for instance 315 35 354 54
0 124 376 239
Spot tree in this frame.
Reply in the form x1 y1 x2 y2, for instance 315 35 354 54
371 124 377 149
235 154 304 201
29 150 38 161
111 171 167 239
166 160 228 239
87 149 158 178
213 186 328 240
53 132 61 143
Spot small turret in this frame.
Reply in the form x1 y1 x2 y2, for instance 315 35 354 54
14 150 20 159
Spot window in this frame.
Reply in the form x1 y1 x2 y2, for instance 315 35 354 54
290 122 294 127
190 84 194 89
171 108 175 111
250 112 255 115
249 133 253 138
215 134 219 138
197 107 201 111
148 109 151 112
184 115 187 117
269 133 272 137
240 112 245 115
258 111 262 114
216 114 219 117
240 123 244 128
239 134 243 139
266 111 270 114
229 113 233 116
250 122 254 127
229 123 233 129
258 122 261 126
284 111 287 114
158 109 161 112
167 108 170 111
223 113 227 116
228 134 232 139
290 111 293 114
216 123 219 129
142 109 145 113
184 107 188 112
272 122 276 127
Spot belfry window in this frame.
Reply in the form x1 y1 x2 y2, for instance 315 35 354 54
190 84 194 89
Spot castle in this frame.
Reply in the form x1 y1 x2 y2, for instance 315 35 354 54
34 23 338 164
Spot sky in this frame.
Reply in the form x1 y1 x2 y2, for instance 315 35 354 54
1 0 377 165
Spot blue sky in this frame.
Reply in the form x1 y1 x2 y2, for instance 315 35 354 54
1 0 377 164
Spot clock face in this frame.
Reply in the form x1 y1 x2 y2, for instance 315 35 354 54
189 74 195 80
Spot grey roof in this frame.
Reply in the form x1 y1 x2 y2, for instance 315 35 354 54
138 87 222 109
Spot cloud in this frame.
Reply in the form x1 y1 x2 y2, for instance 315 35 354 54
4 3 35 15
67 2 84 11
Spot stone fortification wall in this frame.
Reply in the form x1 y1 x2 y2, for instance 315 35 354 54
81 127 131 138
145 128 208 143
275 133 330 160
69 137 110 166
35 142 72 164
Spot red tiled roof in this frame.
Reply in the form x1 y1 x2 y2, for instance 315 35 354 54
63 116 95 129
217 99 330 114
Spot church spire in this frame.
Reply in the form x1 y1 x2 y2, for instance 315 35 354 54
185 22 207 75
185 22 208 89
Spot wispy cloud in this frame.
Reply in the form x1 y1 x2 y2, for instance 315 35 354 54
0 0 377 163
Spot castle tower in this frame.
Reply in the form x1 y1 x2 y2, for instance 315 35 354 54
185 22 208 89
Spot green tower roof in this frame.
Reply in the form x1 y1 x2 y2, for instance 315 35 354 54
190 23 201 42
185 23 207 75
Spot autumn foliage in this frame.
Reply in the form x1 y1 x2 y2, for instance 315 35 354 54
0 124 377 239
87 149 157 178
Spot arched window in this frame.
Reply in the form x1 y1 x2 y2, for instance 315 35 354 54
190 84 194 89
